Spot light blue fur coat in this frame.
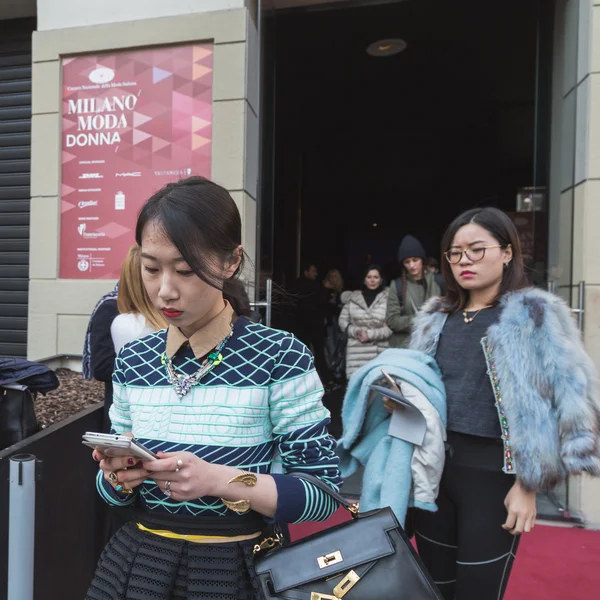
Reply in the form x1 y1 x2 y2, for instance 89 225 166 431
410 287 600 491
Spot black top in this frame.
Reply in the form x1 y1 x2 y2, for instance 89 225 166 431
324 289 342 326
293 276 328 335
435 305 503 439
89 298 119 432
361 285 383 308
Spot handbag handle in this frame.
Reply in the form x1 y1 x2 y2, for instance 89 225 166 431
290 472 359 515
253 472 359 555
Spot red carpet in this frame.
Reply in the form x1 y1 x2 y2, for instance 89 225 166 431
288 509 600 599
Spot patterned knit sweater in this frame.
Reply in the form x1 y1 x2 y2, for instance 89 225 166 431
96 316 342 524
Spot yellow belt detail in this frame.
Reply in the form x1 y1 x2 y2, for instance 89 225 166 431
136 523 262 544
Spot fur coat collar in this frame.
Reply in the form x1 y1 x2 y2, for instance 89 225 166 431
410 287 600 491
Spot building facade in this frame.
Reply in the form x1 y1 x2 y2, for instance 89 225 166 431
0 0 597 524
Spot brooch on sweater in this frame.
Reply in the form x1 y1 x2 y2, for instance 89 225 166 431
161 328 233 398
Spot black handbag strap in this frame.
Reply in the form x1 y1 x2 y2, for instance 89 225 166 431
289 472 358 514
252 473 359 555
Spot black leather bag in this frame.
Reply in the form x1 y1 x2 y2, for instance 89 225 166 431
0 387 40 451
254 473 442 600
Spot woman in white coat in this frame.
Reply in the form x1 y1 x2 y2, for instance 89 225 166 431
338 264 392 379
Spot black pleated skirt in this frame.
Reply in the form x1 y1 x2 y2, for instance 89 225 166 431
86 511 265 600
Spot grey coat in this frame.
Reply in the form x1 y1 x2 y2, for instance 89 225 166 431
410 287 600 492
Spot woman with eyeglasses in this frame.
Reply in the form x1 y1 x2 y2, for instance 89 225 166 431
399 207 600 600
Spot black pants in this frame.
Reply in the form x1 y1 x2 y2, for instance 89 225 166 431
413 432 520 600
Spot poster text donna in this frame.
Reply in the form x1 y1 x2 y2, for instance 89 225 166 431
65 94 138 147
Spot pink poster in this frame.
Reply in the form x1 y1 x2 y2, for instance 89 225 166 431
60 44 213 279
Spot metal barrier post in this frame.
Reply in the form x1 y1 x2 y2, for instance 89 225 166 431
265 278 272 327
577 280 585 331
8 454 36 600
249 278 273 327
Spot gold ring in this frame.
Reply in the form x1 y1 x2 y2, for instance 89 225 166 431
108 471 118 484
164 480 172 498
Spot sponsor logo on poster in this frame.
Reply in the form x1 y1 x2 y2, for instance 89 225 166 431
154 168 193 177
78 200 98 208
115 191 125 210
78 223 106 238
88 67 115 84
115 172 141 177
78 173 103 179
77 259 90 272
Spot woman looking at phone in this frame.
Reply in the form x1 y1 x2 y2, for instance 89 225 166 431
86 176 342 600
403 207 600 600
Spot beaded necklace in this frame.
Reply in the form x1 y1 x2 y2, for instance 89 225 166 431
161 328 233 399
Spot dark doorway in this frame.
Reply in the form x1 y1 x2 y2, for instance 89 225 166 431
260 0 552 308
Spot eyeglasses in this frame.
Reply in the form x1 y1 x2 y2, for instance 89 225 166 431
444 245 506 265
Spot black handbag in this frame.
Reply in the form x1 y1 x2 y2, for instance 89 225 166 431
254 473 443 600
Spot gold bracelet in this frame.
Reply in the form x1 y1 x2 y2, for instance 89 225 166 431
222 498 252 513
228 472 257 486
220 471 257 514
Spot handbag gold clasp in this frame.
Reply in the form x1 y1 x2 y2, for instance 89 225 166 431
310 570 360 600
252 532 283 555
333 570 360 598
348 502 360 516
317 550 343 568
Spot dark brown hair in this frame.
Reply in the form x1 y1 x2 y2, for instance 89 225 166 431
440 207 529 313
135 176 248 311
361 264 386 288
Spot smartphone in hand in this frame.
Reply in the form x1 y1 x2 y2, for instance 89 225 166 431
82 432 158 461
381 369 402 394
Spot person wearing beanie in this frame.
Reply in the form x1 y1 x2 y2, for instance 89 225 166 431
398 234 426 263
386 235 444 348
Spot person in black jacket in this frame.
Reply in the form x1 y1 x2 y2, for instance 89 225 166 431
292 261 329 383
82 283 119 433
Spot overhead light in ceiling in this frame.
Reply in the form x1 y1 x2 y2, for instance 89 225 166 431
366 38 407 57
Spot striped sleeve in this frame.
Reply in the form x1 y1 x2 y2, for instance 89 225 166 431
96 351 139 507
107 352 132 434
269 335 342 524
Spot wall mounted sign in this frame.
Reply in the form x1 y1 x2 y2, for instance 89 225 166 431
60 43 214 278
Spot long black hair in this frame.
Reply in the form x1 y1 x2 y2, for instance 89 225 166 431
440 207 528 313
135 176 248 311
